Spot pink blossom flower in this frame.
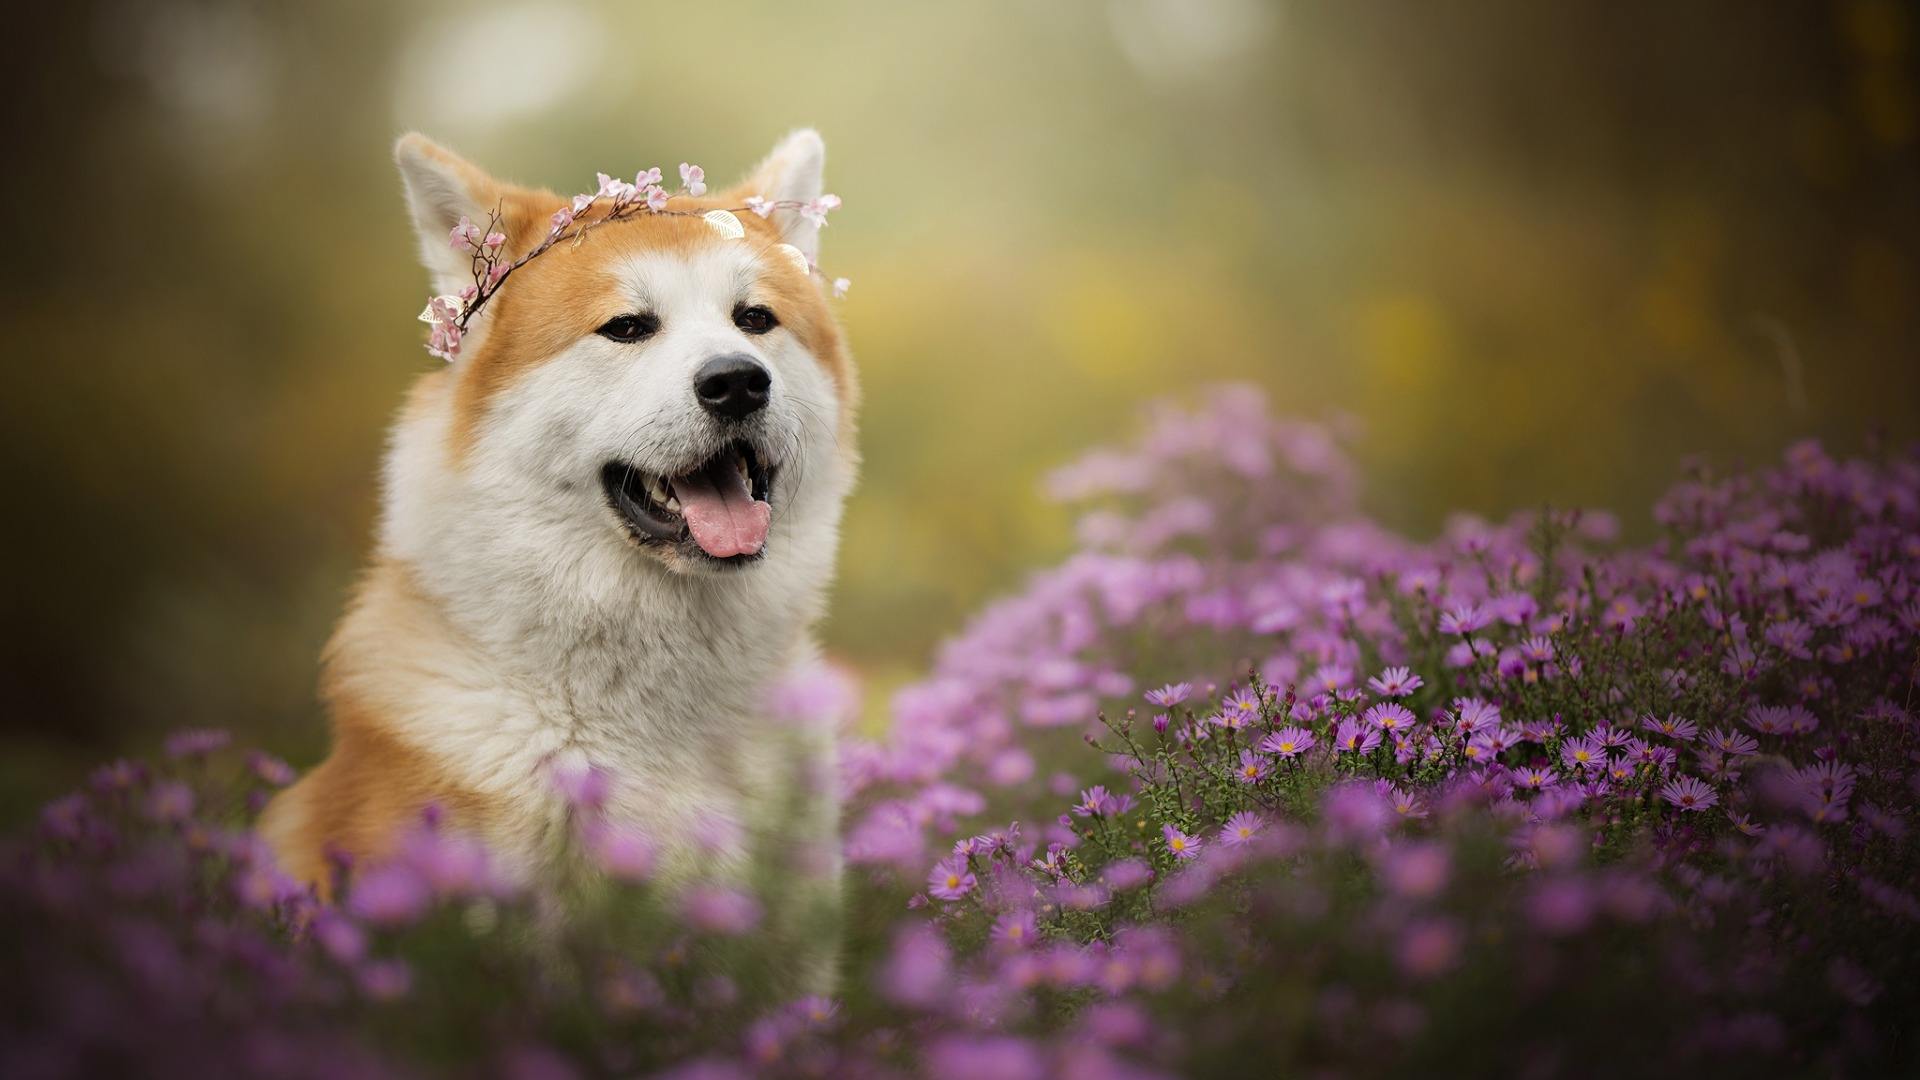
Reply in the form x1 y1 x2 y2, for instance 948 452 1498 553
678 162 707 197
800 193 841 228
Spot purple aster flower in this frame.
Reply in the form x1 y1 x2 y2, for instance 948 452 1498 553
992 909 1038 949
1334 719 1383 754
1367 665 1424 697
144 780 195 824
1659 775 1719 812
1234 749 1270 784
1438 604 1491 636
583 821 655 882
1398 917 1463 978
550 762 612 810
163 727 231 759
1144 682 1191 707
1379 842 1450 898
1705 728 1760 757
1515 767 1555 790
245 751 297 787
1363 702 1416 731
1519 635 1555 663
1642 713 1699 741
1101 858 1153 890
927 856 977 900
1388 787 1429 819
347 864 431 926
1221 686 1263 720
1448 698 1501 736
681 886 764 935
1560 737 1605 772
88 758 147 794
1221 810 1263 846
1162 824 1201 860
1259 725 1315 758
1746 704 1818 736
1072 786 1113 817
357 958 412 1002
924 1036 1046 1080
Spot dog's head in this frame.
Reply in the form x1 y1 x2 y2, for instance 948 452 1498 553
391 132 856 578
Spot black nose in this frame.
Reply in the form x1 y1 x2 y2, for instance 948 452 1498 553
693 354 771 420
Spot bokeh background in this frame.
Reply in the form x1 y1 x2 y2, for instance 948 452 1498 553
3 0 1916 818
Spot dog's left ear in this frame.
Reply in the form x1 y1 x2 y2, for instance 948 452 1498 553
394 132 506 295
726 129 828 262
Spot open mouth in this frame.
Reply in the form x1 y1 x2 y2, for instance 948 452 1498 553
601 442 774 562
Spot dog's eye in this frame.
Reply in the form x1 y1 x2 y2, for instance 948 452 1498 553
733 305 778 335
597 314 659 343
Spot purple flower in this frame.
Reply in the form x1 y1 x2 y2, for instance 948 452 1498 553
163 728 231 759
1367 665 1424 697
144 780 195 824
1101 858 1153 890
1746 704 1818 737
924 1036 1046 1080
1438 604 1491 635
347 864 431 926
1333 719 1382 754
245 751 296 787
1379 842 1449 898
1234 749 1270 784
1642 712 1699 741
584 822 655 882
1659 775 1719 812
1260 726 1315 758
1144 682 1192 707
1560 737 1605 771
1162 824 1201 861
1398 917 1463 977
1705 728 1760 757
1221 811 1263 847
926 856 977 900
1363 702 1415 731
991 909 1038 949
357 958 412 1001
681 886 763 935
549 762 612 810
1448 698 1501 736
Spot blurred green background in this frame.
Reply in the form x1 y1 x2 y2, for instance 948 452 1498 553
3 0 1917 813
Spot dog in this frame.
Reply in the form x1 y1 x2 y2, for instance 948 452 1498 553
259 130 858 982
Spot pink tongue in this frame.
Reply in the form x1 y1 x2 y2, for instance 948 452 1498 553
674 459 771 558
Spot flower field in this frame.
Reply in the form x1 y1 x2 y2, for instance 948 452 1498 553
6 386 1917 1078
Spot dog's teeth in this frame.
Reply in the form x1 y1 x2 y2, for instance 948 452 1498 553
646 478 671 504
664 496 681 513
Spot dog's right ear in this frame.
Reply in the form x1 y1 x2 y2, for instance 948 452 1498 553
394 132 502 294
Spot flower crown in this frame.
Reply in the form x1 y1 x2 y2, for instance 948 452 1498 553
419 162 847 362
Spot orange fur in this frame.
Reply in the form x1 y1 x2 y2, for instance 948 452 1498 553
258 563 502 899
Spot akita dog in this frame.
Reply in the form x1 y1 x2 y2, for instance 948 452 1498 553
260 131 857 976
